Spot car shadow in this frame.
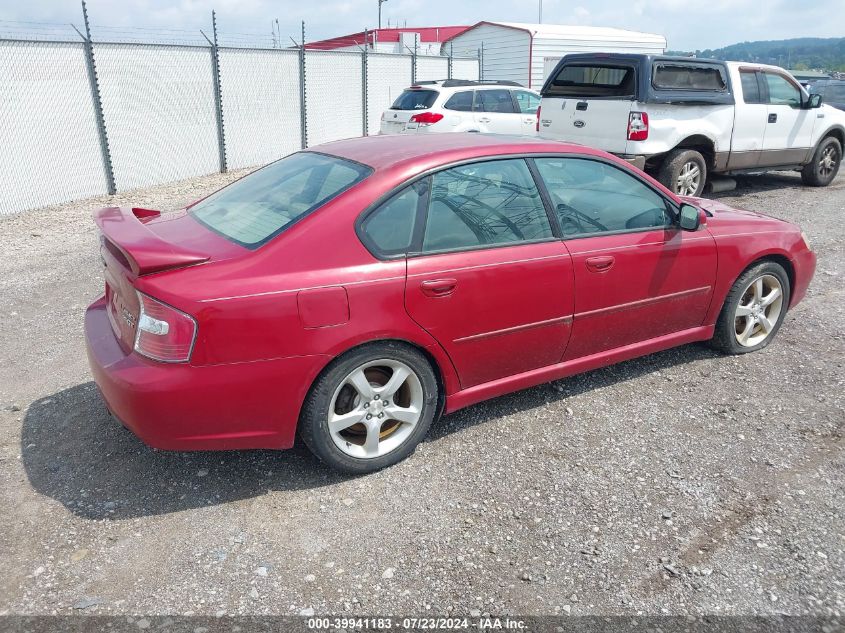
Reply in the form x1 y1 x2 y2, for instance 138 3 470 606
22 344 720 521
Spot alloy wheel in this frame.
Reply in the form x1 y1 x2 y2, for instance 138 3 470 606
734 274 784 347
676 161 702 196
819 144 839 178
327 359 424 459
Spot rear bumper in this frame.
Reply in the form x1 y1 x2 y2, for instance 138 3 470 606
85 297 327 451
617 154 647 171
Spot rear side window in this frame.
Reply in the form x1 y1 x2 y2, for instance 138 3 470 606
360 182 426 256
444 91 474 111
545 65 635 98
652 64 727 91
391 89 438 110
422 159 551 252
740 71 764 104
191 152 371 248
474 89 516 113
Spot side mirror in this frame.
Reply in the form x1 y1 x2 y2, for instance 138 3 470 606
806 93 823 109
678 203 701 231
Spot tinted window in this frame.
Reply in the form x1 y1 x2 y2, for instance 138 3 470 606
545 65 634 98
444 91 474 111
474 89 516 113
514 91 541 114
361 182 425 256
534 158 671 237
740 71 763 104
423 159 552 252
192 153 370 248
391 89 438 110
653 64 726 91
765 73 801 108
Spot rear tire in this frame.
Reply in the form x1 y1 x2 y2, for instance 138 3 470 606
801 136 842 187
658 149 707 197
710 261 791 355
299 342 439 474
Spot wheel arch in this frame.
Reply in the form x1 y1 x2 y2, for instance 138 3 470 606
711 251 796 324
818 125 845 149
674 134 717 168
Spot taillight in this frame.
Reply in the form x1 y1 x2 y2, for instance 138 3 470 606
134 291 197 363
536 105 541 132
410 112 444 126
628 111 648 141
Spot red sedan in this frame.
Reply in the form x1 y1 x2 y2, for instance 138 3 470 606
85 134 816 473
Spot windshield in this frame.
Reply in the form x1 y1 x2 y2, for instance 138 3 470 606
391 89 439 110
191 152 371 248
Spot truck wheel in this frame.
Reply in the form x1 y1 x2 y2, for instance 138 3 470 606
658 149 707 197
801 136 842 187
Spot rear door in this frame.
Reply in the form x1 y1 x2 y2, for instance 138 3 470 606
472 89 524 135
728 69 769 169
760 71 816 165
403 158 574 388
539 62 635 152
513 90 542 135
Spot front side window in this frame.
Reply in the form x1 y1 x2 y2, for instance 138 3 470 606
191 152 370 248
740 71 764 104
473 89 516 113
765 73 802 108
422 159 552 253
391 89 438 110
444 91 474 112
514 91 541 114
534 158 671 237
360 182 426 256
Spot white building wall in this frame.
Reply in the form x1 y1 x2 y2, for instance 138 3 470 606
444 23 531 86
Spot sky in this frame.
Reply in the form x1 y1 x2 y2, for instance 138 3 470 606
1 0 843 50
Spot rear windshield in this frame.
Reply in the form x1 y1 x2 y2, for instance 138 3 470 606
391 89 438 110
545 64 635 98
653 63 727 91
191 152 371 248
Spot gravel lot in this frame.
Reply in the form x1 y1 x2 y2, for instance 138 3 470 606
0 168 842 618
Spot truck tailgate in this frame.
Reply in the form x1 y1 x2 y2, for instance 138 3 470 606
539 97 633 154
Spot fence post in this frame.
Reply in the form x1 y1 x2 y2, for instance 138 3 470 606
479 42 484 81
299 21 307 149
411 33 417 84
209 11 226 173
447 42 453 80
361 29 368 136
79 0 115 195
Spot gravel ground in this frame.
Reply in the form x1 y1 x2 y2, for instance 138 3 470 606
0 168 842 617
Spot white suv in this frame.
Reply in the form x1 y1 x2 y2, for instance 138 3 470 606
379 80 541 136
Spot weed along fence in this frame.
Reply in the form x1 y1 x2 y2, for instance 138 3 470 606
0 13 479 216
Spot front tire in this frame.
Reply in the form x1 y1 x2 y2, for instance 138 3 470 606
710 261 791 355
299 342 439 474
658 149 707 197
801 136 842 187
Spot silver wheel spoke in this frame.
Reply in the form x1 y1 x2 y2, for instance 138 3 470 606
758 314 774 333
347 370 375 399
753 278 764 301
378 366 410 399
385 405 420 426
737 318 754 344
328 408 366 433
761 287 781 307
735 305 753 317
362 420 381 457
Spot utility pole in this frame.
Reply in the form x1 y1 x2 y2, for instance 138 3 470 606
378 0 388 29
538 0 543 23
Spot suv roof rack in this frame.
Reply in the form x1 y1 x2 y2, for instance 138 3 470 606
439 79 523 88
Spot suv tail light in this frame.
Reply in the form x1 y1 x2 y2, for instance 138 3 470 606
410 112 444 126
628 111 649 141
536 105 541 132
134 291 197 363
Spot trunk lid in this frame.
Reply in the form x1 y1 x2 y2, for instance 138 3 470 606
94 206 242 352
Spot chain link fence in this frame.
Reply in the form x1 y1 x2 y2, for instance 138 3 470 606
0 31 479 216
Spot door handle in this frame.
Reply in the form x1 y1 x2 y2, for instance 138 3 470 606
768 113 778 123
585 256 615 272
524 118 535 123
420 278 457 297
477 117 491 123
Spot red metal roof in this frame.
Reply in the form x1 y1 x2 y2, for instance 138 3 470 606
305 26 469 50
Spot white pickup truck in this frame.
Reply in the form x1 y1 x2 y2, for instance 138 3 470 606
538 54 845 196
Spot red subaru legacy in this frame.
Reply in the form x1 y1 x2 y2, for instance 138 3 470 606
85 134 816 473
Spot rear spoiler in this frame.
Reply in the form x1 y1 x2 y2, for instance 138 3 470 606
93 207 209 276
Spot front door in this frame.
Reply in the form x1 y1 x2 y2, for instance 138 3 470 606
404 158 574 388
760 71 816 166
472 89 524 135
513 90 542 135
532 157 717 360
